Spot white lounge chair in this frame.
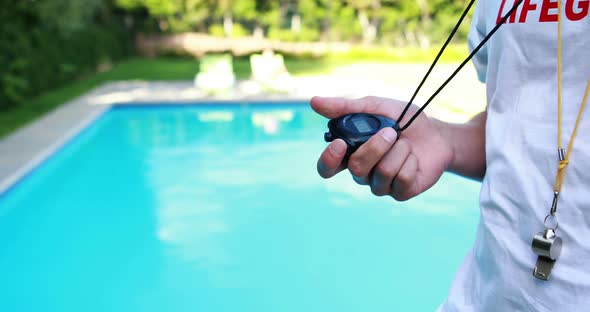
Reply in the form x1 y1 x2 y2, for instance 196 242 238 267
194 53 236 94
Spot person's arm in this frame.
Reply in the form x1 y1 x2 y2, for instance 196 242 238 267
432 111 487 180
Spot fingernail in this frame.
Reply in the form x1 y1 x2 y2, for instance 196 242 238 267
329 142 346 157
381 128 397 143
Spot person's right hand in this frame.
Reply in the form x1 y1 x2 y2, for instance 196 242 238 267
311 96 454 201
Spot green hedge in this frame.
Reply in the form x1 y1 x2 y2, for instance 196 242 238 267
0 2 132 109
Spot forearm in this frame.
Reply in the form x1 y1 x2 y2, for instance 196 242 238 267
432 111 487 180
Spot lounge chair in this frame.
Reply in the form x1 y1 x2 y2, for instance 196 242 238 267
249 50 293 93
194 53 236 94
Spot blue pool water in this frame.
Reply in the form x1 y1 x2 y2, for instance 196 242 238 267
0 104 481 311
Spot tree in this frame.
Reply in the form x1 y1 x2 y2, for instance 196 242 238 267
1 0 130 108
37 0 106 34
347 0 381 43
215 0 257 37
112 0 473 45
115 0 214 32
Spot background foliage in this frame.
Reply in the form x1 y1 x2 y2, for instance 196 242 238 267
1 0 472 110
115 0 471 44
0 0 132 109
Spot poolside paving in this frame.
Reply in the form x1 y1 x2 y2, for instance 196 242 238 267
0 95 108 194
0 63 486 194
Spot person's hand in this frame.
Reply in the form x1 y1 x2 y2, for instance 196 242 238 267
311 96 454 201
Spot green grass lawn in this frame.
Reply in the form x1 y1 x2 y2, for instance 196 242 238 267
0 44 469 139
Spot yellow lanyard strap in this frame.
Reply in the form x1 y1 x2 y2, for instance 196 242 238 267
552 0 590 195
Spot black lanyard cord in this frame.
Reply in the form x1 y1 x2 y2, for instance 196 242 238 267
397 0 477 123
398 0 525 132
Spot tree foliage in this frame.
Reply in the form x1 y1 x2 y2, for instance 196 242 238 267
112 0 473 45
0 0 131 109
1 0 473 109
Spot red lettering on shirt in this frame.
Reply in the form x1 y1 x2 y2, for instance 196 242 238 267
540 0 559 22
566 0 590 20
520 0 538 22
496 0 589 23
509 0 520 22
497 0 509 24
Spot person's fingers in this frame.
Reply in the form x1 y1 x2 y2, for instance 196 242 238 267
317 139 348 179
391 153 419 201
348 127 398 181
352 174 369 185
370 138 412 196
310 96 407 120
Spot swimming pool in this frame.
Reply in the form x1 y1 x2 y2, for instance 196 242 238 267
0 103 480 311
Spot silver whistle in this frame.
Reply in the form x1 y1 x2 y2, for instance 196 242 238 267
531 229 562 280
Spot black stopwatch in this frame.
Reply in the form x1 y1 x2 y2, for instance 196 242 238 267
324 113 401 155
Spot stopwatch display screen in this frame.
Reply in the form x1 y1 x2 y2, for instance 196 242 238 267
350 115 379 133
352 118 372 133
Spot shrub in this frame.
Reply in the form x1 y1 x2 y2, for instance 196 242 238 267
0 2 132 109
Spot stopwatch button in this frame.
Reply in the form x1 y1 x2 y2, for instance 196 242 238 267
324 132 334 142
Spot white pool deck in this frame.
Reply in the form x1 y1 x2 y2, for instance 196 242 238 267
0 63 486 195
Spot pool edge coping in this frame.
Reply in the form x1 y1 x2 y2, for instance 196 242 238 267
0 106 110 195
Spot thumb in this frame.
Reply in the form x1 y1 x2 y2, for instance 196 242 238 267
310 96 406 120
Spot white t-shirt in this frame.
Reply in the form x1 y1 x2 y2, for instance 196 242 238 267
438 0 590 311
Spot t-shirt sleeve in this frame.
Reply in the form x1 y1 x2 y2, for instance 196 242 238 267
468 0 489 83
